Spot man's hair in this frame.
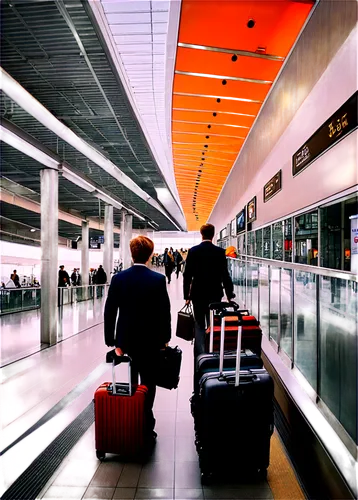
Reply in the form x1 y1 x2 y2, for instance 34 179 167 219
59 265 64 269
200 224 215 240
130 236 154 264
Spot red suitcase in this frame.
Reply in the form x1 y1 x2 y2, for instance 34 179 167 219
94 353 148 460
205 304 262 356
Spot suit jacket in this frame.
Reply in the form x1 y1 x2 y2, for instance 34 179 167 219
104 265 171 355
183 241 234 301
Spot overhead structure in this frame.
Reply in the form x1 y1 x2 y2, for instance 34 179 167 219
172 0 314 230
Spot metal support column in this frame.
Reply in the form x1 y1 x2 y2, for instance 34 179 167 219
81 220 89 294
103 205 114 280
40 168 58 345
121 212 133 270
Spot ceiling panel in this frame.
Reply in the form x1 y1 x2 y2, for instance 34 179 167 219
172 0 314 230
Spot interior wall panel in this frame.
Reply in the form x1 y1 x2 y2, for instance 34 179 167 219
209 0 358 230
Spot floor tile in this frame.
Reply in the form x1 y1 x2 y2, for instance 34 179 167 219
175 412 195 437
149 436 175 462
52 459 99 487
203 487 253 499
112 487 136 499
138 461 174 488
116 464 142 488
154 412 176 437
174 461 202 489
174 488 204 499
90 462 124 487
42 485 87 499
135 487 174 498
175 437 197 462
83 486 115 499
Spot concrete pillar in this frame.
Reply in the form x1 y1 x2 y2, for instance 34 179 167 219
40 168 58 345
103 205 114 280
81 221 89 287
121 212 133 270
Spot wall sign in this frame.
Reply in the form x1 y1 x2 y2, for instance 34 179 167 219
264 170 282 203
247 196 257 223
236 208 246 234
292 91 358 176
231 219 236 237
220 227 227 239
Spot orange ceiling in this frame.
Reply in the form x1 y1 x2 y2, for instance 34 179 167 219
172 0 314 231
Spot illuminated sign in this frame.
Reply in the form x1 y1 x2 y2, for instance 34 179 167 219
247 196 257 223
293 91 357 176
264 170 282 203
236 209 246 234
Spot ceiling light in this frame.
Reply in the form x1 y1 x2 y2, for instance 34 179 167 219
30 228 36 233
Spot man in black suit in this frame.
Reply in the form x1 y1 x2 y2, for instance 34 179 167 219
183 224 235 355
104 236 171 438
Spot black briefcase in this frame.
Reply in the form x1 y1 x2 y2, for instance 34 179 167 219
176 304 195 341
156 346 182 390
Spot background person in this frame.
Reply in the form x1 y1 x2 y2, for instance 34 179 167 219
174 249 183 279
163 248 174 284
10 270 20 288
183 223 235 356
104 236 171 442
58 265 70 287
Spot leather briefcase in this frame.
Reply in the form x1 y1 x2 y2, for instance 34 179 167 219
176 304 195 341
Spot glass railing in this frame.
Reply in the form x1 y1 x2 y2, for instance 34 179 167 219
0 285 109 315
228 256 358 446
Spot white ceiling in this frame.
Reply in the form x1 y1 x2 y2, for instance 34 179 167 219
100 0 173 195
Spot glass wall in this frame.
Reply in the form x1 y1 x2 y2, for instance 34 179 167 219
227 257 358 445
294 211 318 266
272 222 284 261
263 226 271 259
284 218 293 262
256 229 263 258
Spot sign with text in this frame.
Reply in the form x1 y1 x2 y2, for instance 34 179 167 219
247 196 257 223
264 170 282 203
220 227 228 240
292 91 358 176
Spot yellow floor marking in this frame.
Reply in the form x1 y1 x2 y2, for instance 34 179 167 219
268 431 306 500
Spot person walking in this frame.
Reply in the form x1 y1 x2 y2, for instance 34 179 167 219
71 268 78 286
10 270 20 288
58 265 70 287
96 265 107 284
174 250 183 279
104 236 171 442
163 248 174 284
183 223 235 356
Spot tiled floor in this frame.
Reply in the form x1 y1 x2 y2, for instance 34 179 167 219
38 275 275 500
1 295 106 366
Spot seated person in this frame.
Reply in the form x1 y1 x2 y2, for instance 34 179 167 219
104 236 171 440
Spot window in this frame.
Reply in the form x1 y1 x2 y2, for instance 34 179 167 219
263 226 271 259
284 218 293 262
247 232 255 256
272 222 284 261
256 229 263 258
294 211 318 265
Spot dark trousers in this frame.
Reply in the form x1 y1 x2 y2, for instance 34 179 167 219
165 265 173 282
130 355 157 434
175 264 181 278
192 297 221 358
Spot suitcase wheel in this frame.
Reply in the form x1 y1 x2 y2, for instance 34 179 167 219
96 450 106 461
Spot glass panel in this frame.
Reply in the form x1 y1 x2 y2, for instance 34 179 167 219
284 218 293 262
294 270 317 390
272 222 284 261
269 267 280 342
320 204 342 270
247 232 255 256
251 262 259 319
256 229 263 258
263 226 271 259
281 269 293 359
343 194 358 272
319 278 358 443
259 264 270 335
294 211 318 265
246 261 253 312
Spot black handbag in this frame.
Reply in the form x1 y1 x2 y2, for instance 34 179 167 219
156 346 182 390
176 304 195 341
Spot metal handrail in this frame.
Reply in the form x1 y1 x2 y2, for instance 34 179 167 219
228 256 358 281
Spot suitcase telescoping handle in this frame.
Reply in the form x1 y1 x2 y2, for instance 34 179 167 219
219 311 243 387
208 301 248 353
106 350 133 396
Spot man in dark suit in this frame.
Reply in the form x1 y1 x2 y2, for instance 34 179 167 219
183 224 235 356
104 236 171 439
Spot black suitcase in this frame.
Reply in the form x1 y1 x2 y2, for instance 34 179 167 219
192 303 263 415
194 311 274 483
156 345 182 390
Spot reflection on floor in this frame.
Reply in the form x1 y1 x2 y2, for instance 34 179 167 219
0 295 106 366
1 273 304 500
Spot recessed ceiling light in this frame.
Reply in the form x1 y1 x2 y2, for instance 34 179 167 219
30 228 36 233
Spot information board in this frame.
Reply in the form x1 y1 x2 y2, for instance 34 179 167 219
264 170 282 203
247 196 257 223
292 91 357 176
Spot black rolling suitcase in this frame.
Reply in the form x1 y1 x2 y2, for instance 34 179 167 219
194 310 274 483
191 303 263 416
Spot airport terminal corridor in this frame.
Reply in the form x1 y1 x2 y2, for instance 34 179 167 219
0 275 304 500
